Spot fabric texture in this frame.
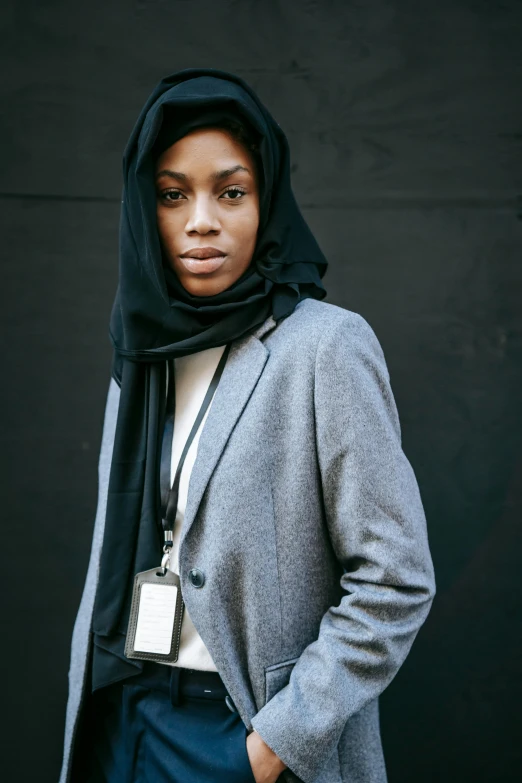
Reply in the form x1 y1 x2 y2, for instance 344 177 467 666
92 68 329 688
60 297 437 783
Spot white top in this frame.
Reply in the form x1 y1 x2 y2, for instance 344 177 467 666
164 343 227 672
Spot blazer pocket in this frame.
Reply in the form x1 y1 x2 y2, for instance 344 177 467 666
264 657 300 704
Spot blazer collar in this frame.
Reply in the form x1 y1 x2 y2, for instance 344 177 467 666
180 313 278 545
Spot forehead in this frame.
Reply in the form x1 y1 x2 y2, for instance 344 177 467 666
155 127 253 168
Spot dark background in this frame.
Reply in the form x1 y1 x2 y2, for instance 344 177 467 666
1 1 521 781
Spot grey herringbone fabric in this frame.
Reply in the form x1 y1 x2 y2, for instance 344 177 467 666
59 298 436 783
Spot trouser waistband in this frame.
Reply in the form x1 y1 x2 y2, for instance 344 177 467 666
127 661 238 711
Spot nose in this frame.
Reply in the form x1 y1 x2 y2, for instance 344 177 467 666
185 194 220 235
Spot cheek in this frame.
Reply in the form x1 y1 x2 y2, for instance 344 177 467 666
156 209 179 245
231 208 259 244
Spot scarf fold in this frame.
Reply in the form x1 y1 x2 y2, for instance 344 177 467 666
90 67 329 690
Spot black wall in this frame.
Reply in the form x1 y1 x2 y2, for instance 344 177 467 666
1 2 521 781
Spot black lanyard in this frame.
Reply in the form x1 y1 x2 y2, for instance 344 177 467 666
159 343 232 564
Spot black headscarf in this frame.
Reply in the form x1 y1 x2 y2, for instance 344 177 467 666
90 67 328 689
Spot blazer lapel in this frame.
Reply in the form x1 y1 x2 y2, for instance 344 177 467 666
181 314 277 543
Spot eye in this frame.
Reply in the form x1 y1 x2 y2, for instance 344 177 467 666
160 190 184 202
221 187 246 200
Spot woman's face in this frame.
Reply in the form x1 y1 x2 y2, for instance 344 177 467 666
155 127 260 297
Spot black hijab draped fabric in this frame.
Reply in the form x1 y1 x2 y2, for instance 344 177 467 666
90 67 328 690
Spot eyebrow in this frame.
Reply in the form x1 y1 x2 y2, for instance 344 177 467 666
155 164 251 182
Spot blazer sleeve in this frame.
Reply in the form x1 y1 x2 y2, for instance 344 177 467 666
250 312 436 783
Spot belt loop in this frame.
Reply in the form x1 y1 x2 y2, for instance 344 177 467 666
170 666 181 707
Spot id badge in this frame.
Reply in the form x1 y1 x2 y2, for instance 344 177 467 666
124 567 184 663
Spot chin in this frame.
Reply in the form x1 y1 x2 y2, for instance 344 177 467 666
180 275 232 298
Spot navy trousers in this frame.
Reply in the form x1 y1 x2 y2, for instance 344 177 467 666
72 662 257 783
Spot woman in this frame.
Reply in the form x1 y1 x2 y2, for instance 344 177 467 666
60 68 436 783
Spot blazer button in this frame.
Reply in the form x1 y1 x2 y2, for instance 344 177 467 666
188 568 205 588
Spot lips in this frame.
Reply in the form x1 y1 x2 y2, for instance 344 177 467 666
180 247 226 259
179 248 228 275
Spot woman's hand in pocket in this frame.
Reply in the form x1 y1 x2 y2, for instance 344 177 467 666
246 729 287 783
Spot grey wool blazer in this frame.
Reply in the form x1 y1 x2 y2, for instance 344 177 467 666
59 297 436 783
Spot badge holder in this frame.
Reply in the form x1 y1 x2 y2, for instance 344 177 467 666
124 531 185 663
124 343 231 664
